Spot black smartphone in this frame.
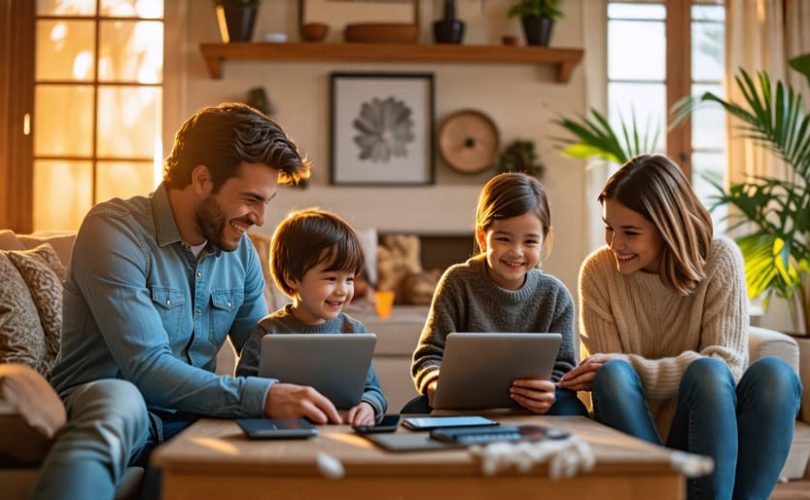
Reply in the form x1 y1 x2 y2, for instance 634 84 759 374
352 414 401 434
236 418 318 440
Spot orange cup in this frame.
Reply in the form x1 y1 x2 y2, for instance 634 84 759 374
374 290 395 319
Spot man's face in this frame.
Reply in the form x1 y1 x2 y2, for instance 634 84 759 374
196 162 278 252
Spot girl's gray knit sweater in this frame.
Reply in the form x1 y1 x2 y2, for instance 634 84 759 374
411 254 577 394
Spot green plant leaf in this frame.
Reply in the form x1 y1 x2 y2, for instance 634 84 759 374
789 53 810 89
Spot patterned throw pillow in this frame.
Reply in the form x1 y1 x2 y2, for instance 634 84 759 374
5 244 65 376
0 253 47 374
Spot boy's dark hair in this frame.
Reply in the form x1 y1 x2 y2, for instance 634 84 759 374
270 208 365 297
163 102 310 191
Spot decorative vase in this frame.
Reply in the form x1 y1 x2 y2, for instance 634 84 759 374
521 16 554 46
216 2 257 43
433 0 464 44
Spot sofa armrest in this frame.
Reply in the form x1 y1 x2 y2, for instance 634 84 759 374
748 326 799 373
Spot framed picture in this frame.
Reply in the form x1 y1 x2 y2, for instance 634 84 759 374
300 0 418 41
330 73 435 186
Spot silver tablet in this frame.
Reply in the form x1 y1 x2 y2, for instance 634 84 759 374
259 333 376 409
432 332 561 410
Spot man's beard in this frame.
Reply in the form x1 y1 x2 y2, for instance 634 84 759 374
195 194 236 252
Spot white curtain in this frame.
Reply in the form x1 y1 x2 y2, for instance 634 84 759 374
725 0 810 185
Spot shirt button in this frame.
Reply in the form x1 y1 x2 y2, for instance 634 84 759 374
196 272 202 279
166 299 171 306
227 302 232 309
195 308 201 315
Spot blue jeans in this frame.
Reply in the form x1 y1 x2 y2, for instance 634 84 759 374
592 357 802 500
401 387 589 416
30 379 196 500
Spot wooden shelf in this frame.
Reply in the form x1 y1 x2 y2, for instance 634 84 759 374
199 42 584 83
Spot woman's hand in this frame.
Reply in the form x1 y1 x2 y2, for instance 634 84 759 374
510 379 556 414
557 353 617 392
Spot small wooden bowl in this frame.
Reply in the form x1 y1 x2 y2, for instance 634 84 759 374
301 22 328 42
344 23 419 44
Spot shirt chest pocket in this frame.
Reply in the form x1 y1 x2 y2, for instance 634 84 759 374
150 287 186 340
209 289 244 344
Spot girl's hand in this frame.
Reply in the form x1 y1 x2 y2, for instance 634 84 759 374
557 353 617 392
426 379 439 407
346 402 376 426
510 379 556 414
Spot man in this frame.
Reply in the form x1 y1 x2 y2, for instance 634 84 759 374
32 103 342 499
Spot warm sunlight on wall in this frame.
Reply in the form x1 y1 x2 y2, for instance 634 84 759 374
33 0 163 231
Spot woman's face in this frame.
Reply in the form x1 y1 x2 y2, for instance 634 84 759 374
602 199 664 275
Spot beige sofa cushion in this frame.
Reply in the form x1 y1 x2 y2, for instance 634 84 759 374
0 364 66 465
5 244 65 375
0 253 48 373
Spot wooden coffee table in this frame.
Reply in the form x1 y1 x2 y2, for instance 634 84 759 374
152 416 684 499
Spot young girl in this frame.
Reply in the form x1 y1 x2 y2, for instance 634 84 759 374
409 172 588 416
237 208 387 426
560 154 801 499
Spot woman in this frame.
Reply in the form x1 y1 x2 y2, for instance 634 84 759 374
559 154 801 499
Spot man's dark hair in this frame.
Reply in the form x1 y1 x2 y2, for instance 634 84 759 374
163 103 310 190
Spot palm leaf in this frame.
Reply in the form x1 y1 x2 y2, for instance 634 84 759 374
554 108 660 164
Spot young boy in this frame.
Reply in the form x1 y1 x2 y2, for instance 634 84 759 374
237 208 387 425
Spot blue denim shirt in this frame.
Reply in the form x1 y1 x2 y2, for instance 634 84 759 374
49 184 272 418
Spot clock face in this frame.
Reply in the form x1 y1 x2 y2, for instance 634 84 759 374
438 110 500 174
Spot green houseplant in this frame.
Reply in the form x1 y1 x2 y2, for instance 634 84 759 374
678 56 810 333
497 139 546 179
507 0 564 46
553 108 660 164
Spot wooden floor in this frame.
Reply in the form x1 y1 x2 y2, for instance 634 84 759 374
771 481 810 499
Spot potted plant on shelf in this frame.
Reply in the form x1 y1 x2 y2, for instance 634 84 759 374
507 0 564 46
497 139 546 179
214 0 260 43
671 55 810 334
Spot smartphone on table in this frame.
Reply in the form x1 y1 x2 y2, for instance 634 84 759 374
352 414 401 434
401 415 498 431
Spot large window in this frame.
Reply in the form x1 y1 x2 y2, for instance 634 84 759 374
607 0 726 223
34 0 163 230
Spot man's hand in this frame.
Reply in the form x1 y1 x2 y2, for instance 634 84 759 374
510 379 556 414
557 353 617 392
346 402 375 426
263 383 342 424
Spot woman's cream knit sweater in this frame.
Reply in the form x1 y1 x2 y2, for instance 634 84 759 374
578 237 749 438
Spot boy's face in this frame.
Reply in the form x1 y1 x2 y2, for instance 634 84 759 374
287 255 355 325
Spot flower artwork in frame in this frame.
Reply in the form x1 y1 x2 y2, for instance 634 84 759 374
330 73 435 186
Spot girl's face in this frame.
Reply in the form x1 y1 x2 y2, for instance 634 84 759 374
287 253 355 325
476 212 545 291
602 198 664 275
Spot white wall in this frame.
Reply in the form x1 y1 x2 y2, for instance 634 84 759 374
176 0 592 296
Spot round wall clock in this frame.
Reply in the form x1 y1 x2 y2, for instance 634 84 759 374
438 109 500 174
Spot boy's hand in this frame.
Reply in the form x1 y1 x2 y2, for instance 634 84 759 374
346 402 375 426
510 379 556 414
558 353 617 392
264 383 342 424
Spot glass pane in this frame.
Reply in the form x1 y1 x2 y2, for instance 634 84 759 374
692 5 725 22
692 151 727 232
36 21 95 82
99 21 163 83
608 82 666 153
608 3 666 20
692 84 726 150
96 162 154 202
97 86 162 157
33 160 93 231
101 0 163 18
34 85 94 156
37 0 96 16
692 21 724 81
608 20 666 80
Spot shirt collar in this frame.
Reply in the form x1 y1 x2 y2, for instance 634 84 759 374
151 183 183 248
